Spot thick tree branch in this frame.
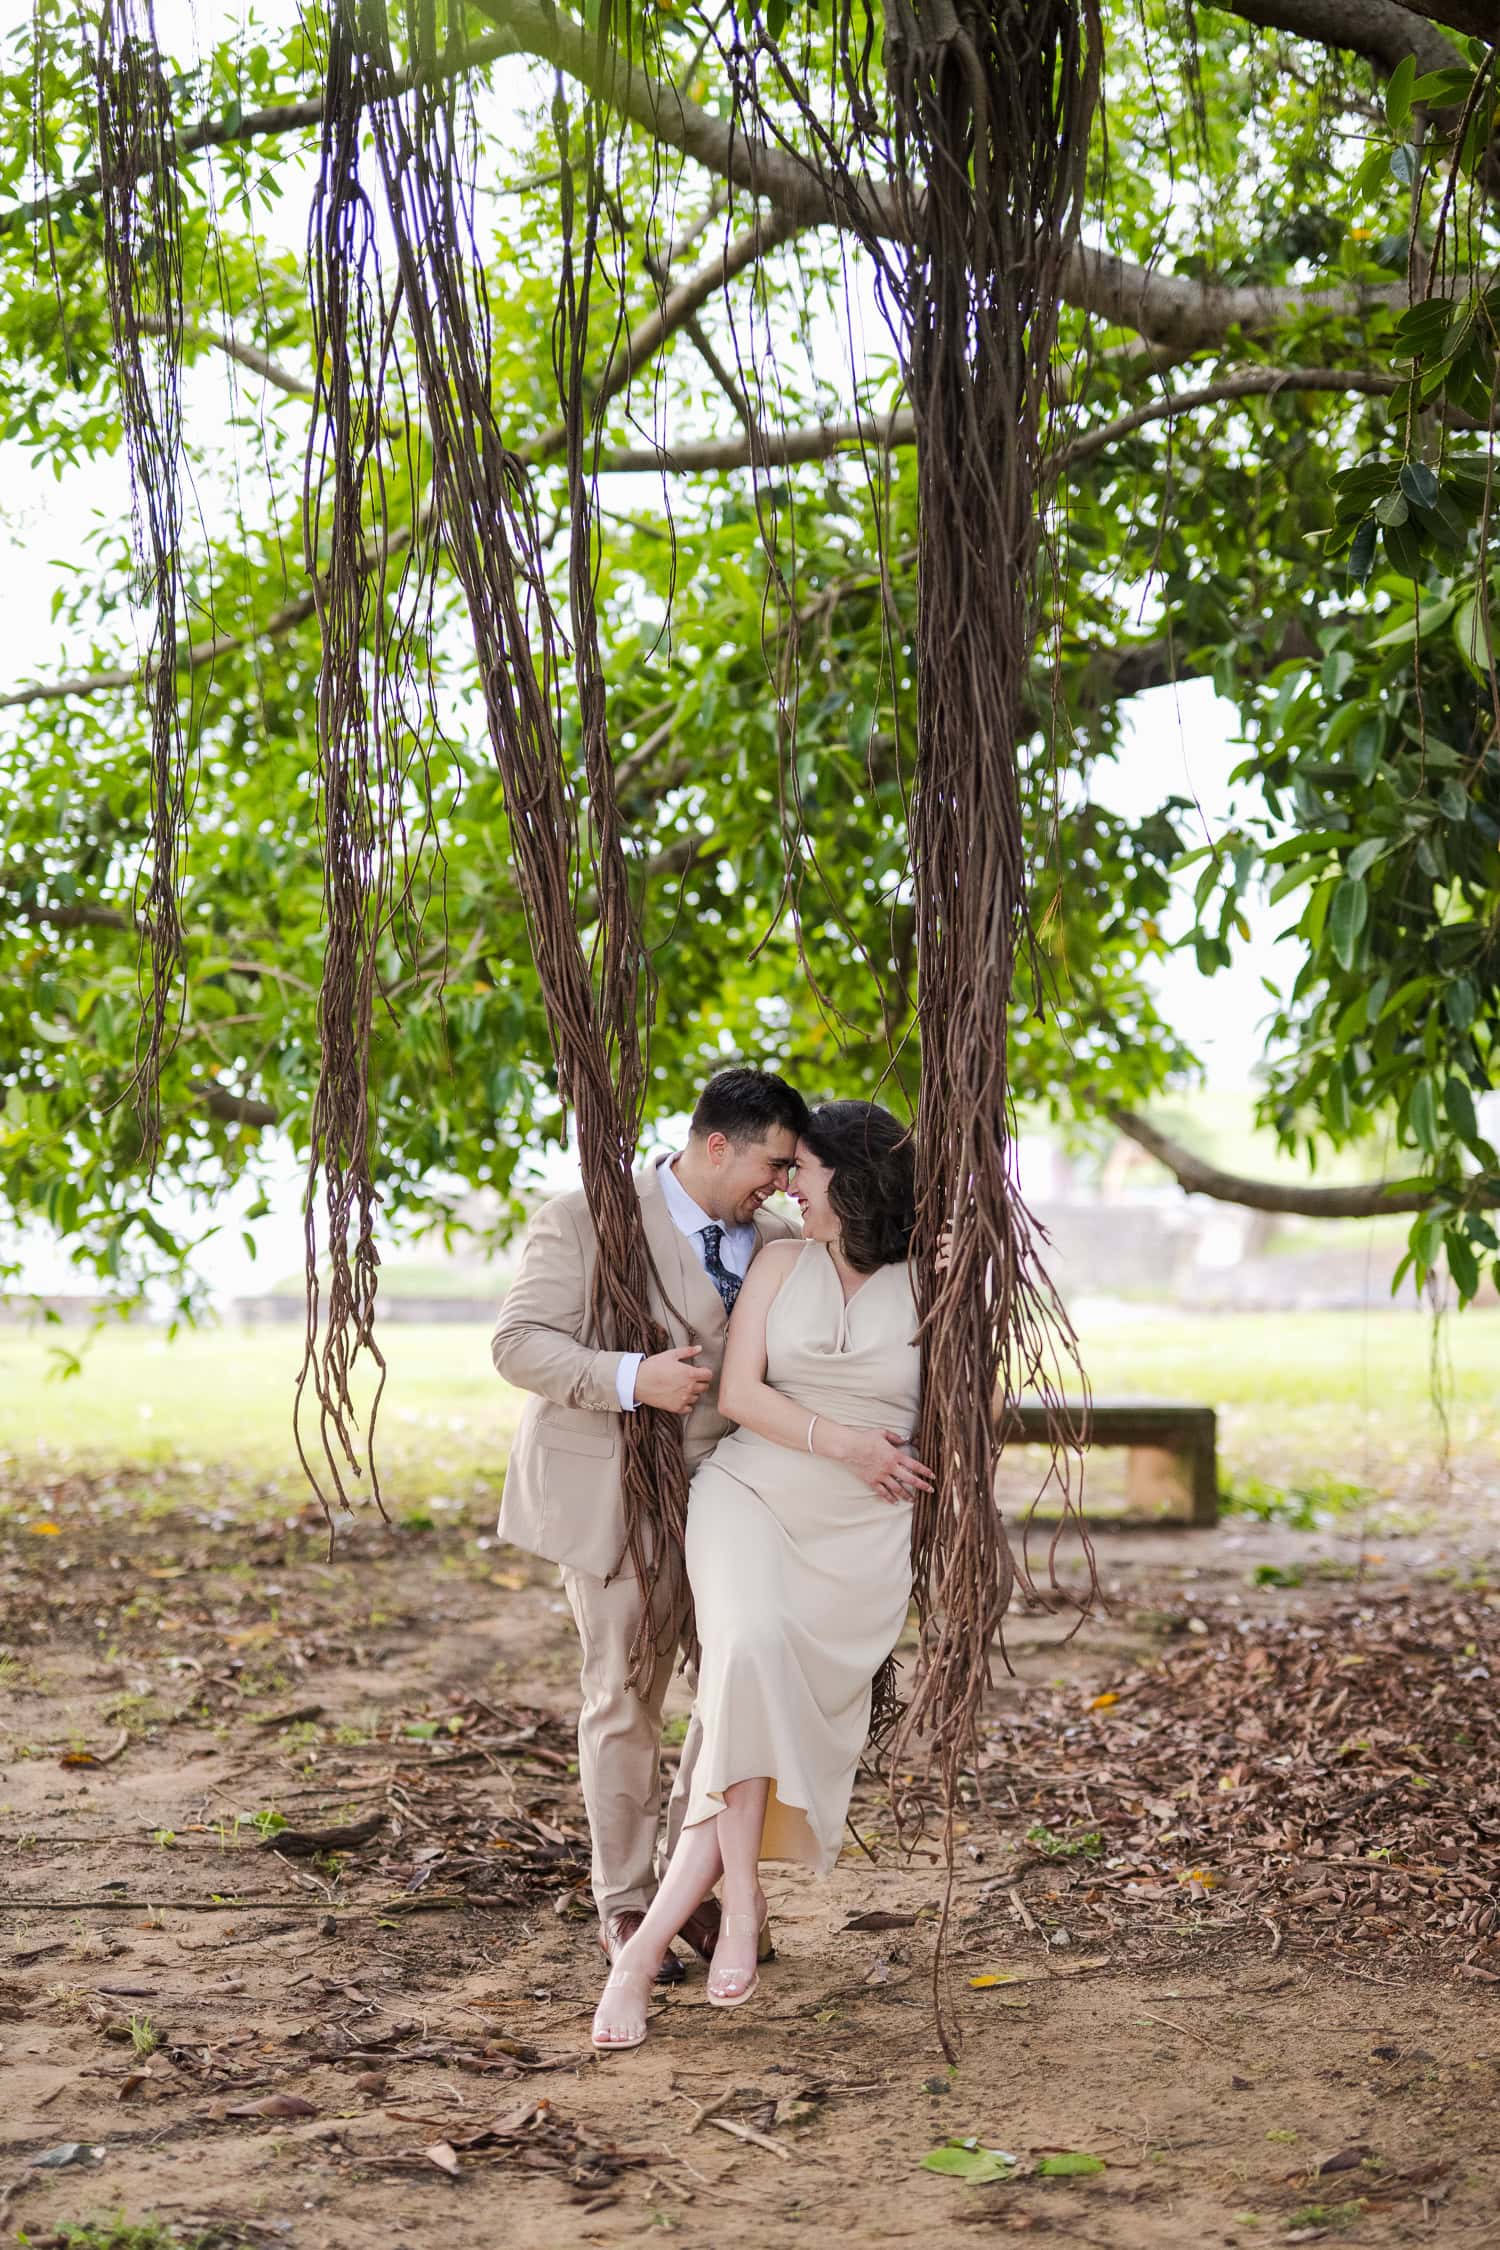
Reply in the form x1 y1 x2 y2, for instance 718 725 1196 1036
1111 1104 1500 1216
599 408 915 473
193 1081 279 1128
8 0 1417 356
599 366 1410 476
1053 365 1407 469
471 0 1410 345
1369 0 1496 44
1217 0 1464 80
144 318 316 402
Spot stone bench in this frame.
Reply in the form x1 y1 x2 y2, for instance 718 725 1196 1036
995 1398 1219 1527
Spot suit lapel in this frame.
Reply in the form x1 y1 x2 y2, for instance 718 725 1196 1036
635 1155 727 1345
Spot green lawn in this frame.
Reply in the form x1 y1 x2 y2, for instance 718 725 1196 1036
0 1308 1494 1514
0 1320 523 1509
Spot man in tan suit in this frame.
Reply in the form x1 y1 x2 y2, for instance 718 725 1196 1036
491 1067 807 1976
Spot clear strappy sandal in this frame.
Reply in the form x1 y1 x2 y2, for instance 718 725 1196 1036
591 1962 654 2051
706 1911 771 2009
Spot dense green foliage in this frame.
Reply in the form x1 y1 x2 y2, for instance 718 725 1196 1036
1 0 1496 1314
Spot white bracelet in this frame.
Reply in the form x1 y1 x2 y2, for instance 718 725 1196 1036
807 1414 819 1454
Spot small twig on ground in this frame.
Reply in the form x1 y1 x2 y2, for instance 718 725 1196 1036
1008 1885 1040 1935
706 2116 793 2161
673 2081 741 2133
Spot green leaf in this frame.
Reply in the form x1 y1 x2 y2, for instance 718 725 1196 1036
1371 590 1459 650
1352 719 1383 780
1036 2152 1107 2178
1398 461 1438 509
1346 519 1378 582
1329 876 1368 970
1409 66 1479 109
1444 977 1477 1031
1392 301 1455 357
1383 517 1423 577
1389 142 1417 187
1452 591 1494 677
1408 1076 1439 1153
1445 1075 1479 1145
1374 489 1409 527
921 2142 1018 2183
1447 1232 1479 1302
1385 54 1416 133
1345 836 1388 880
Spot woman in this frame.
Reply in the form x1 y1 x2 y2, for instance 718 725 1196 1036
591 1099 932 2050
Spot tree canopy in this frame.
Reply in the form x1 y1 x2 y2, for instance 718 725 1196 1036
2 0 1497 1319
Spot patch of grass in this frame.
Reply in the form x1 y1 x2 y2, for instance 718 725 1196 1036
1251 1562 1306 1588
1285 2202 1365 2231
1222 1474 1368 1530
105 1689 169 1734
129 2011 158 2056
51 2218 211 2250
1024 1823 1102 1859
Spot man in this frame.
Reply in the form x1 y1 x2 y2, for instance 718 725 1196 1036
491 1066 808 1978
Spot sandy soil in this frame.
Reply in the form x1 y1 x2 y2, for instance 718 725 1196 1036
3 1478 1499 2250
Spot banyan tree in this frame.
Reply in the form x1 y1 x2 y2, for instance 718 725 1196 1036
10 0 1500 2032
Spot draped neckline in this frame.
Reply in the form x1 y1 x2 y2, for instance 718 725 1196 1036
799 1240 900 1355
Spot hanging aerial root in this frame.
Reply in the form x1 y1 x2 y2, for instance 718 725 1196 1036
303 0 688 1665
93 0 187 1162
773 0 1102 2052
295 9 402 1533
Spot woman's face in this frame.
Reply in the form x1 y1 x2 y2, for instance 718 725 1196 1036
790 1139 839 1242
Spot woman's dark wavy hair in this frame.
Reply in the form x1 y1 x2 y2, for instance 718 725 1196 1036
799 1101 917 1275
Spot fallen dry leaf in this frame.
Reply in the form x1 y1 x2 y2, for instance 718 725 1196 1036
424 2141 462 2176
842 1909 919 1932
225 2093 318 2120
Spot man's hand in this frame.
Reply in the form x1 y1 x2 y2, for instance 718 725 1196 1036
634 1345 713 1413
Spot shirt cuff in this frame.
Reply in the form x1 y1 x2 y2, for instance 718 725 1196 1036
615 1352 644 1411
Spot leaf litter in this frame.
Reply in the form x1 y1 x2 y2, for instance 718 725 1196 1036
978 1591 1500 1970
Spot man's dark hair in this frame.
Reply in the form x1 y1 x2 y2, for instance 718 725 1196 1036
689 1066 809 1146
799 1100 916 1273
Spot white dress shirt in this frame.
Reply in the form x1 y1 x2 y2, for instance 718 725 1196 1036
616 1156 757 1410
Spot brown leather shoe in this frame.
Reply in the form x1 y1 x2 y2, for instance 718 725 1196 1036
679 1898 776 1966
599 1911 684 1985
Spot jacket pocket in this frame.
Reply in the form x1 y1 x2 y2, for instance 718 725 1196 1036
537 1411 617 1461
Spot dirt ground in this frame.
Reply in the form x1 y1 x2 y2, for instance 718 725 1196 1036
4 1472 1500 2250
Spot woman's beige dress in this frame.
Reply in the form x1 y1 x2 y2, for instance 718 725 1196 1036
682 1240 919 1873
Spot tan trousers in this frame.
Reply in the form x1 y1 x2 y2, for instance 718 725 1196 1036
560 1561 703 1924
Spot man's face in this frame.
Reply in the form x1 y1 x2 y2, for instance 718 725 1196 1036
708 1127 798 1226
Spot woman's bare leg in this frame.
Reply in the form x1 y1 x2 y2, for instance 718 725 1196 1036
707 1776 769 1999
592 1817 724 2047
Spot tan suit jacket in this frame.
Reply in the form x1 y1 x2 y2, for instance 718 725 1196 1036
492 1154 799 1580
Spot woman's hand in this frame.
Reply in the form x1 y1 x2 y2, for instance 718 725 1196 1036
835 1426 935 1506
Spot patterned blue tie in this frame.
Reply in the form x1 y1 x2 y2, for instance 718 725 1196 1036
698 1224 742 1314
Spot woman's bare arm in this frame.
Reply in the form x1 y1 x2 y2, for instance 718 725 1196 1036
717 1245 932 1503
